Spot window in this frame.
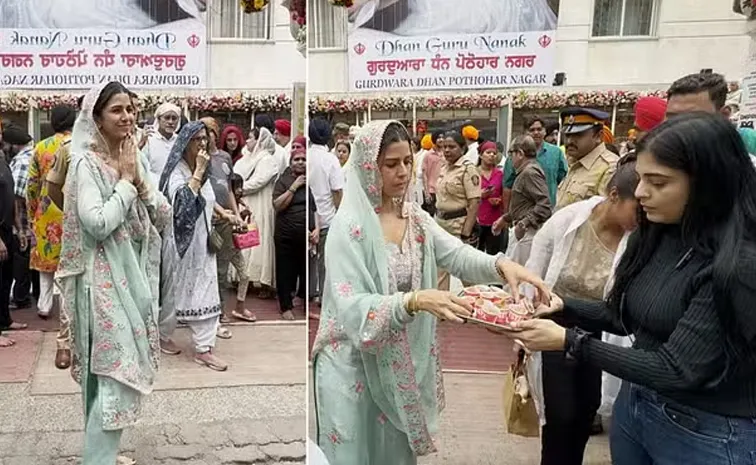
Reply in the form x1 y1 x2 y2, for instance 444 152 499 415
592 0 656 37
209 0 272 40
308 0 348 49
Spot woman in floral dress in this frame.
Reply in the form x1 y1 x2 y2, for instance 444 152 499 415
56 81 171 464
26 105 75 320
311 120 550 465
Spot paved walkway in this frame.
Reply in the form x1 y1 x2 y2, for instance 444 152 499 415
309 370 611 465
1 325 307 465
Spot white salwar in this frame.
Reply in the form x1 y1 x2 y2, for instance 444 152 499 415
233 128 278 288
523 196 632 425
0 0 205 29
160 160 220 353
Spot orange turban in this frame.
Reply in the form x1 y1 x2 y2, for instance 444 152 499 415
421 134 433 150
601 125 614 145
462 125 479 141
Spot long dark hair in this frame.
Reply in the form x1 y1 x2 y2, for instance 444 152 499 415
608 113 756 340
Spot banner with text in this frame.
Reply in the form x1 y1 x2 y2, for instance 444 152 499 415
0 28 206 90
346 0 559 92
348 31 556 92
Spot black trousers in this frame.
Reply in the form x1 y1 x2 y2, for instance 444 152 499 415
12 234 37 305
0 228 15 330
275 230 307 312
477 224 506 255
540 342 602 465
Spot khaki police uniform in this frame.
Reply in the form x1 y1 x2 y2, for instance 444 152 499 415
556 143 619 210
434 155 481 290
555 107 619 210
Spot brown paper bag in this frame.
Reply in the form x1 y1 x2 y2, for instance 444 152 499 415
502 352 540 438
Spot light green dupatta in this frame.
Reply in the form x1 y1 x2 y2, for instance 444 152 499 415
313 120 445 454
56 84 171 430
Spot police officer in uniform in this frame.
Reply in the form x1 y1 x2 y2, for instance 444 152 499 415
435 131 481 290
556 108 619 210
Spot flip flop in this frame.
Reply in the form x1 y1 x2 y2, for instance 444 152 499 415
194 353 228 372
2 322 28 331
216 326 233 339
0 336 15 347
116 455 136 465
232 309 257 322
281 310 295 321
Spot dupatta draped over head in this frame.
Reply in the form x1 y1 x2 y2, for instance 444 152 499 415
56 82 171 430
158 120 208 259
234 126 277 179
314 120 445 455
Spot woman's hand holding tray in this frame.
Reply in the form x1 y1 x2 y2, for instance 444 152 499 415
457 285 536 332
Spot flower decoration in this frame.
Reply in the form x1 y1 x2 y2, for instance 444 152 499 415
329 0 354 6
0 92 292 113
290 0 306 26
241 0 269 13
308 90 684 113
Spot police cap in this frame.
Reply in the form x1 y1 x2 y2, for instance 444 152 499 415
560 107 610 135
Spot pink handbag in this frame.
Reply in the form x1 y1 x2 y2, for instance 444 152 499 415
232 222 261 250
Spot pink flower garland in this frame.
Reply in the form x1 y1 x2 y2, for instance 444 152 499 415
0 93 292 112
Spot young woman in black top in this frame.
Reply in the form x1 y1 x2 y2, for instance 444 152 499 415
509 113 756 465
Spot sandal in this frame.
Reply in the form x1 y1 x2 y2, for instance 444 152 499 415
232 309 257 322
0 336 15 347
281 310 295 321
1 321 28 331
216 326 232 339
116 455 136 465
194 351 228 372
160 339 182 356
219 314 231 324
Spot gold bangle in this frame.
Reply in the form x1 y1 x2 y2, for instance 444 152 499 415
405 291 416 315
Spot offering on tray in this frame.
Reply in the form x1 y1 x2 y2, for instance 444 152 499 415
460 285 536 328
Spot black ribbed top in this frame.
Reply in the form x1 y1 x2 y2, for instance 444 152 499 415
563 227 756 418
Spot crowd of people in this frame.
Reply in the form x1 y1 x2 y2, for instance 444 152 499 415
311 71 756 465
0 81 308 464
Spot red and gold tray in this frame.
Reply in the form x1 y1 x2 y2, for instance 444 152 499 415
457 285 535 331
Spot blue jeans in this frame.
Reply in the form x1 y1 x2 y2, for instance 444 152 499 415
611 383 756 465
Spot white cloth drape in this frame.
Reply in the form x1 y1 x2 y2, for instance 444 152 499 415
0 0 204 28
233 128 278 287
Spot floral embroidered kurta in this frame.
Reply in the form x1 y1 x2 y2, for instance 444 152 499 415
27 132 69 272
311 120 504 465
57 151 171 431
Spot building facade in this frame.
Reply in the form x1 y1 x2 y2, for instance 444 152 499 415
0 0 305 139
307 0 749 140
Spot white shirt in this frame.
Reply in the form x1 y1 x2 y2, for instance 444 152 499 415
274 143 289 175
309 144 345 229
144 132 177 185
465 141 479 165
